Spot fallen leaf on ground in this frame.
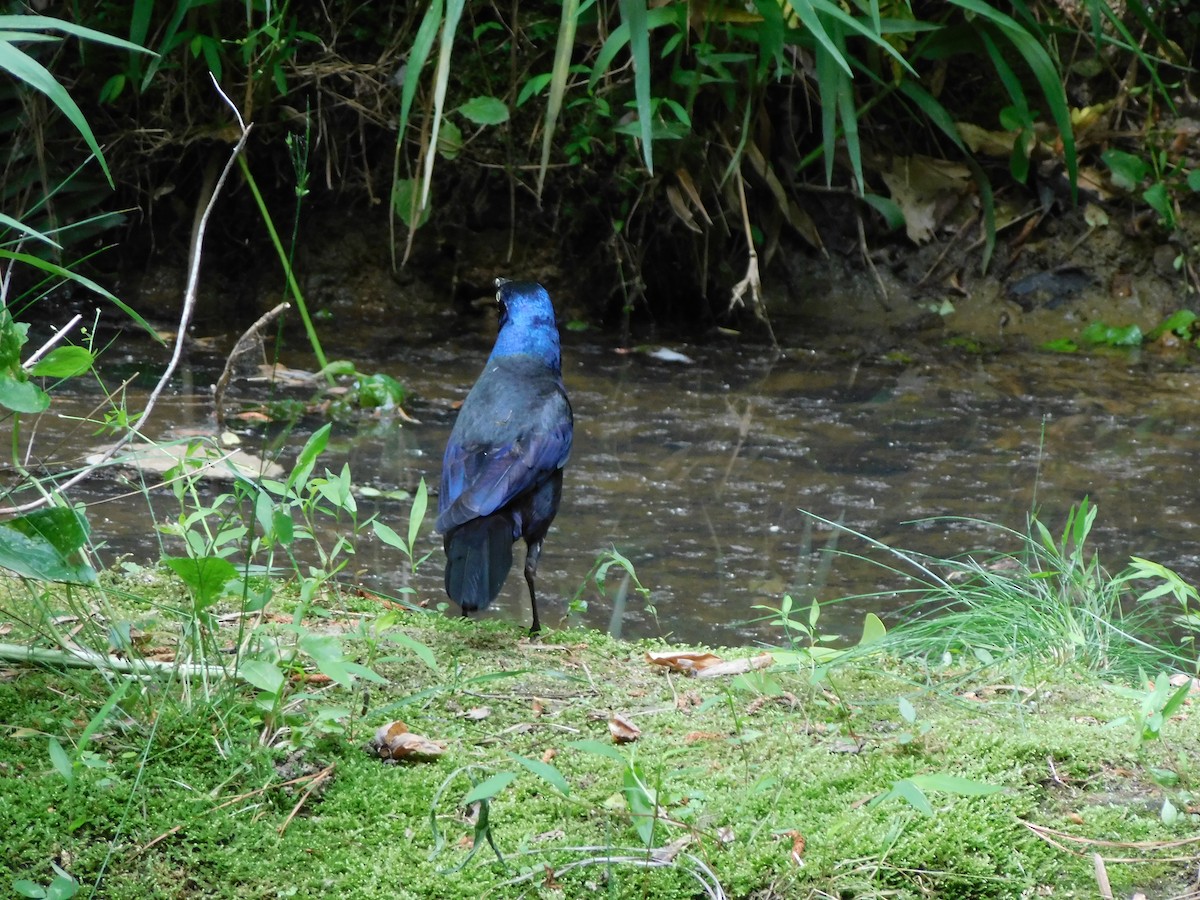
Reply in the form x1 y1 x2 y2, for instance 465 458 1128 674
461 707 491 720
647 649 773 677
367 721 446 761
694 653 774 678
786 830 807 866
609 713 641 743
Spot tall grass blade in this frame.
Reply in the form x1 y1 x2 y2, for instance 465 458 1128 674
420 0 466 209
618 0 654 175
815 46 841 185
0 39 114 185
810 0 916 76
0 249 160 338
537 0 580 198
785 0 851 75
947 0 1076 199
0 211 60 248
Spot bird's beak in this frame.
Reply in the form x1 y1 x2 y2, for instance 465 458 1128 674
494 277 512 289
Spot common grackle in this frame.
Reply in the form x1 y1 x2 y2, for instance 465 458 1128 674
436 278 573 633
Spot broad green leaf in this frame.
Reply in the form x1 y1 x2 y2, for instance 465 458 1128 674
436 116 463 160
392 178 432 229
0 510 95 583
5 507 89 553
29 346 92 378
457 95 509 125
463 771 517 805
238 658 285 695
1102 149 1148 190
0 374 49 413
162 554 238 609
508 752 571 795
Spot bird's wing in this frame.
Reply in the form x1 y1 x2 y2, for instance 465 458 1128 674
437 387 572 533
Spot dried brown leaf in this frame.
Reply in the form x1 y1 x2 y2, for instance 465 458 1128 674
609 712 641 744
645 650 723 675
694 652 774 679
367 720 445 762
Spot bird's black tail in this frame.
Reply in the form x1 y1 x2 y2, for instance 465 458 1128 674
443 515 513 612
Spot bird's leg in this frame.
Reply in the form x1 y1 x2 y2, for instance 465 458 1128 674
524 540 544 635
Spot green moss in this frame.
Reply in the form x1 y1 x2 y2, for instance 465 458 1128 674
1 576 1198 898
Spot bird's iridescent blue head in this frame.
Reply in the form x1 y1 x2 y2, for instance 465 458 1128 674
489 278 562 373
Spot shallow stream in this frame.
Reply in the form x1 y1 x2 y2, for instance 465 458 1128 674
31 310 1200 647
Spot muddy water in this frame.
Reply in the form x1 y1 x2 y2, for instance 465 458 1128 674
36 318 1200 647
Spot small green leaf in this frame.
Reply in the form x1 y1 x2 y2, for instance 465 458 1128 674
162 555 239 609
508 752 571 795
238 659 285 695
48 736 73 783
373 520 407 552
898 696 917 724
1101 149 1149 191
437 117 463 160
858 612 886 645
908 773 1004 796
457 95 509 125
463 771 517 805
392 178 433 229
408 478 428 554
568 738 627 763
385 631 438 671
1187 169 1200 193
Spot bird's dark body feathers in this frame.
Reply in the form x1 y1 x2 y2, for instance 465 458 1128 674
436 280 572 632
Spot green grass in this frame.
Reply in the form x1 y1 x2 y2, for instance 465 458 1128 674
2 568 1199 899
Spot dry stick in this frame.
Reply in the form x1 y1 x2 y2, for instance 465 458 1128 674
277 763 336 836
854 200 890 310
138 765 334 854
22 313 83 369
212 300 291 429
3 78 252 517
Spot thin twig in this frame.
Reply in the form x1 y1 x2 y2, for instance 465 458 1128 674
278 763 336 835
3 77 253 516
22 314 83 369
213 300 291 428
